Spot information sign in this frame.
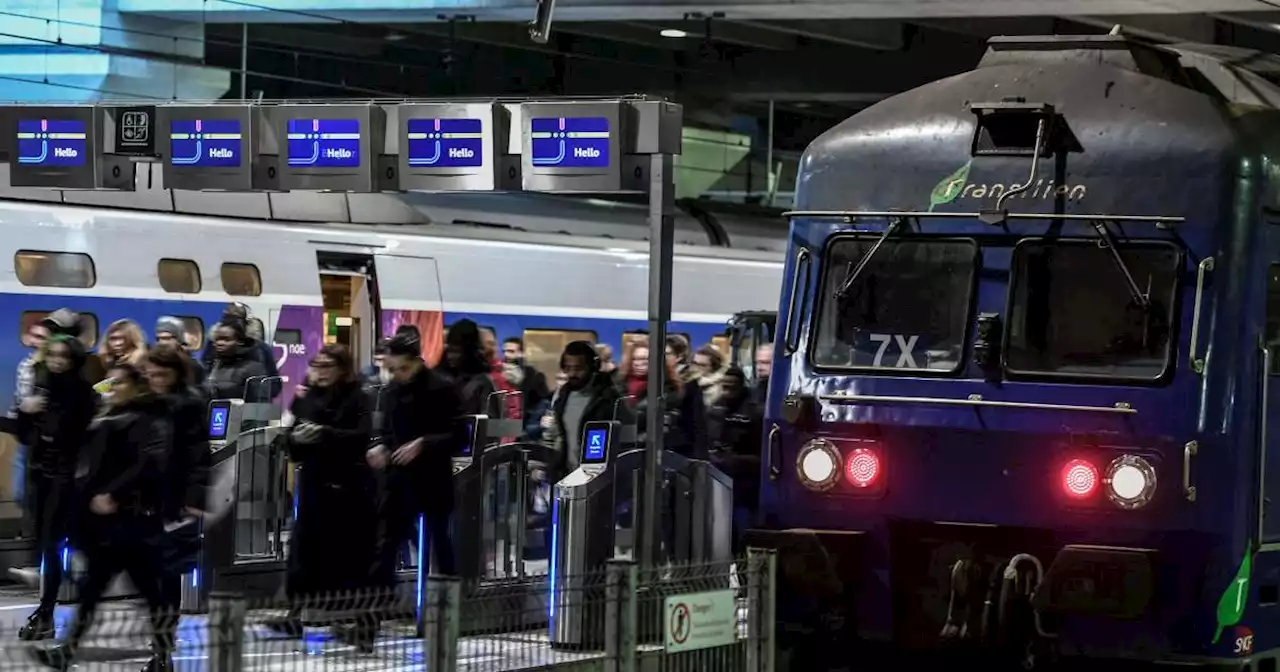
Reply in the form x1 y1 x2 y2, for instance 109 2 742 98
285 118 361 167
170 118 243 168
406 117 483 168
159 105 260 191
114 106 155 156
664 590 738 653
530 116 609 168
17 118 87 167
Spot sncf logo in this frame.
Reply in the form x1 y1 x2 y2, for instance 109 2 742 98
1234 626 1254 655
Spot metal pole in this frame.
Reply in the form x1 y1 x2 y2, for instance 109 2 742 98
639 152 675 572
240 24 249 100
765 99 775 185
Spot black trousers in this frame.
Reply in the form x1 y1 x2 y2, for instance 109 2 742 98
371 490 455 588
30 472 72 612
68 515 178 653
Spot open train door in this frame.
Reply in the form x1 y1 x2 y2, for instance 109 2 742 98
726 310 777 386
369 253 446 367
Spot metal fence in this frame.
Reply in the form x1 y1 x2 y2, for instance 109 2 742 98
0 549 776 671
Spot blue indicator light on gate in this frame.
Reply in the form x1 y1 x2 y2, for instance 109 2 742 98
286 118 361 168
406 118 483 168
530 116 609 168
17 119 87 167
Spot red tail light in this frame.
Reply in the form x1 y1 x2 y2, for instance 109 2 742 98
1061 458 1100 499
844 448 881 489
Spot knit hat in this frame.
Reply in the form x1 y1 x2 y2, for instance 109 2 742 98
155 316 187 346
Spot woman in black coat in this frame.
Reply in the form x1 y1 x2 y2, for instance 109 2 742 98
266 344 375 638
145 343 210 616
15 335 97 641
203 318 269 402
34 363 175 671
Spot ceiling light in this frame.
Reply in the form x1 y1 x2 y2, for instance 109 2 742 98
660 28 688 38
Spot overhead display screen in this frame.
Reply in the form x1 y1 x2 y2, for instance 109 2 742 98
16 118 88 167
286 118 361 168
530 116 609 169
406 118 483 168
169 118 243 168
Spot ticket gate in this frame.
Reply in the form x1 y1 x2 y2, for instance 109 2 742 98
549 420 735 649
180 394 288 612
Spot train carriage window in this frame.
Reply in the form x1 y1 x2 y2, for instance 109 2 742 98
622 332 647 350
274 328 302 346
1267 264 1280 375
20 311 98 349
220 263 262 297
14 251 95 289
711 336 731 358
523 329 598 381
157 259 201 294
1006 239 1180 381
811 236 977 373
174 317 205 351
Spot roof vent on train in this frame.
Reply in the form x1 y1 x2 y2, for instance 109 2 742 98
977 33 1189 85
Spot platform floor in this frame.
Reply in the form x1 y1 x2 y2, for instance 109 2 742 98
0 589 608 671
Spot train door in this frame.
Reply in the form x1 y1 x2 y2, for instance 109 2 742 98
370 254 446 364
1261 259 1280 546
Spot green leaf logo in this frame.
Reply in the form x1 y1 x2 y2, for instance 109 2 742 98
929 161 971 212
1213 549 1252 644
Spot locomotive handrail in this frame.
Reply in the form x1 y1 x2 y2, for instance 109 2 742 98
782 210 1184 224
820 392 1136 415
1189 256 1215 374
783 248 811 355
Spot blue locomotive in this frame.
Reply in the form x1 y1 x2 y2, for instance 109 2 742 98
749 32 1280 669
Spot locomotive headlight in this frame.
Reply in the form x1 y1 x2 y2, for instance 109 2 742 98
1105 454 1157 509
796 439 841 491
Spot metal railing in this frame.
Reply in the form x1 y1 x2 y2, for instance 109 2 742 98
0 550 777 672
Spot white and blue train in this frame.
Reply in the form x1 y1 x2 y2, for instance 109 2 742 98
0 180 786 420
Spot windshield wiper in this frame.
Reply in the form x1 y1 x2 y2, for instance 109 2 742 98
1089 220 1150 310
834 218 906 299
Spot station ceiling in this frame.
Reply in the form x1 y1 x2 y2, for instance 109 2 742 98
197 11 1280 153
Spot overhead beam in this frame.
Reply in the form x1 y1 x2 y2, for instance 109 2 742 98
561 19 800 50
116 0 1268 24
728 19 905 50
1068 14 1218 43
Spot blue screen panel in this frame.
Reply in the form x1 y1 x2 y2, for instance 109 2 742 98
16 119 87 167
407 118 483 168
530 116 609 168
458 418 476 457
169 118 243 168
285 118 361 168
582 427 609 464
208 403 230 440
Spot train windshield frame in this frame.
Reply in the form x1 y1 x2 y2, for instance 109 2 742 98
1004 237 1182 383
809 234 979 375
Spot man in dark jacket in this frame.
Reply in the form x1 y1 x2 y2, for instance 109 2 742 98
365 332 463 635
552 341 628 475
708 366 763 548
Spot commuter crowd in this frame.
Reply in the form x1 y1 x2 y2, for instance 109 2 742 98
2 306 773 670
5 305 278 671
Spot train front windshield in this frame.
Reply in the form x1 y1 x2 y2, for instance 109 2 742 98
1006 240 1181 380
812 236 976 372
811 234 1182 381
